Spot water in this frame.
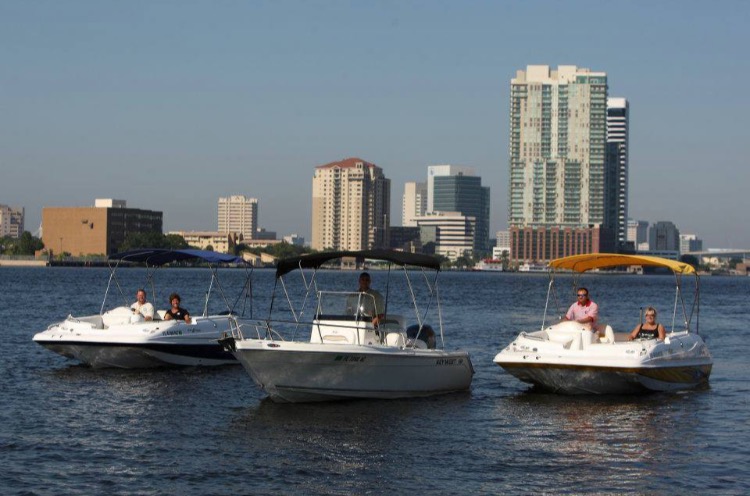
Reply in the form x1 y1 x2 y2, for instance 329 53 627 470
1 267 748 494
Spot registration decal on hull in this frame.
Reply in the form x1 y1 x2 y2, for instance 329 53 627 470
436 358 464 366
334 355 366 362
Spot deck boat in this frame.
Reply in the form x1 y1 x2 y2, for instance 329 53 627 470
219 250 474 402
494 253 712 394
33 248 253 368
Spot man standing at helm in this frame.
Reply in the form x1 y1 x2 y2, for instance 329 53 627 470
351 272 384 327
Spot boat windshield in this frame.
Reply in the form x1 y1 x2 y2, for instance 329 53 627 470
316 291 377 321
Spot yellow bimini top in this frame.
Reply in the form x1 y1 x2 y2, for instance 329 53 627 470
548 253 696 275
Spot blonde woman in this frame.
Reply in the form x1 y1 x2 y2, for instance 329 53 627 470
628 306 666 341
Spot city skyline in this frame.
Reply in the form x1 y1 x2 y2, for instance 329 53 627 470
3 2 749 248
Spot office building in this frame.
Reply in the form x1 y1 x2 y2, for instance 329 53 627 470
627 219 649 248
649 221 680 252
283 234 305 246
218 195 258 240
606 98 629 248
508 65 609 262
680 234 703 254
402 181 427 227
0 204 24 238
311 157 391 251
414 212 476 261
425 165 491 255
42 199 162 256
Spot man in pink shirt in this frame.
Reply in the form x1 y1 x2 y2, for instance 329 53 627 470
565 287 598 327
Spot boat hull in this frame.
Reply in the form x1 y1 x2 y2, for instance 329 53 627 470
494 327 713 394
498 361 712 394
33 312 241 368
229 340 474 402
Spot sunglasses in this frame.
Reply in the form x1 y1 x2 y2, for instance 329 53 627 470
577 294 588 297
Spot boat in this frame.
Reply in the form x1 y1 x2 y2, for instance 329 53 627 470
518 262 548 272
219 249 474 402
493 253 712 394
473 258 504 271
33 248 254 368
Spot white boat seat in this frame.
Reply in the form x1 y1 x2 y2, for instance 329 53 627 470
385 332 405 347
321 334 350 344
599 325 615 344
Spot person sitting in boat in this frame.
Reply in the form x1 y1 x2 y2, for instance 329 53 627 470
564 287 598 329
628 306 666 341
347 272 385 327
163 292 191 324
131 288 156 321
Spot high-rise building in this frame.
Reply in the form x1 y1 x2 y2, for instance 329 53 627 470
42 199 162 256
218 195 258 240
311 157 391 251
606 98 629 248
427 165 474 213
432 173 491 254
0 204 24 238
627 218 649 251
402 181 427 227
649 221 680 252
508 65 609 262
679 234 703 254
414 212 476 261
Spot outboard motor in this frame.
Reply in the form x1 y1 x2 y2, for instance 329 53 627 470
406 324 436 349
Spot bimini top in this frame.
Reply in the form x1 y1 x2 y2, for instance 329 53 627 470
108 248 246 266
276 250 441 278
549 253 696 275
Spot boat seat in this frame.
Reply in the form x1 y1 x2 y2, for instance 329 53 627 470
599 325 615 344
321 334 350 344
385 332 405 347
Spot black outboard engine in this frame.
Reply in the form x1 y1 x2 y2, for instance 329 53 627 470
406 324 436 349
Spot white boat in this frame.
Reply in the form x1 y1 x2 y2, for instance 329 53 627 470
494 253 713 394
220 250 474 402
33 249 254 368
518 262 548 272
473 259 504 271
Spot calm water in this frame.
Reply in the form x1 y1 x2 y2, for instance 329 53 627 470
1 267 748 495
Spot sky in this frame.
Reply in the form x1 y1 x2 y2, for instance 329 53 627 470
2 1 749 248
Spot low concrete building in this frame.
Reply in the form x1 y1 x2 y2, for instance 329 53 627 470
42 199 162 256
169 231 242 254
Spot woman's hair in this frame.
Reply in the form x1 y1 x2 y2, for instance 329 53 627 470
169 292 181 303
645 306 657 316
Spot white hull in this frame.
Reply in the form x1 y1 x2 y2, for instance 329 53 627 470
229 339 474 403
494 321 712 394
33 307 241 368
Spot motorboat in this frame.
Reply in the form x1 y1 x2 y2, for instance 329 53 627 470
219 249 474 402
518 262 548 273
33 248 254 368
494 253 713 394
473 258 504 271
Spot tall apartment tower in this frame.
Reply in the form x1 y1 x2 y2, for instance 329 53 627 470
508 65 609 262
311 157 391 251
606 97 629 248
402 181 427 227
218 195 258 240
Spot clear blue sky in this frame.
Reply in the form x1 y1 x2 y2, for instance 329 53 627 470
2 1 749 248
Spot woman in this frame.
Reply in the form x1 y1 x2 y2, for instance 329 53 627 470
628 306 666 341
164 293 191 323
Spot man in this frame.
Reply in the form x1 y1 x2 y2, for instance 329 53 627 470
351 272 385 327
564 287 598 328
131 288 156 321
